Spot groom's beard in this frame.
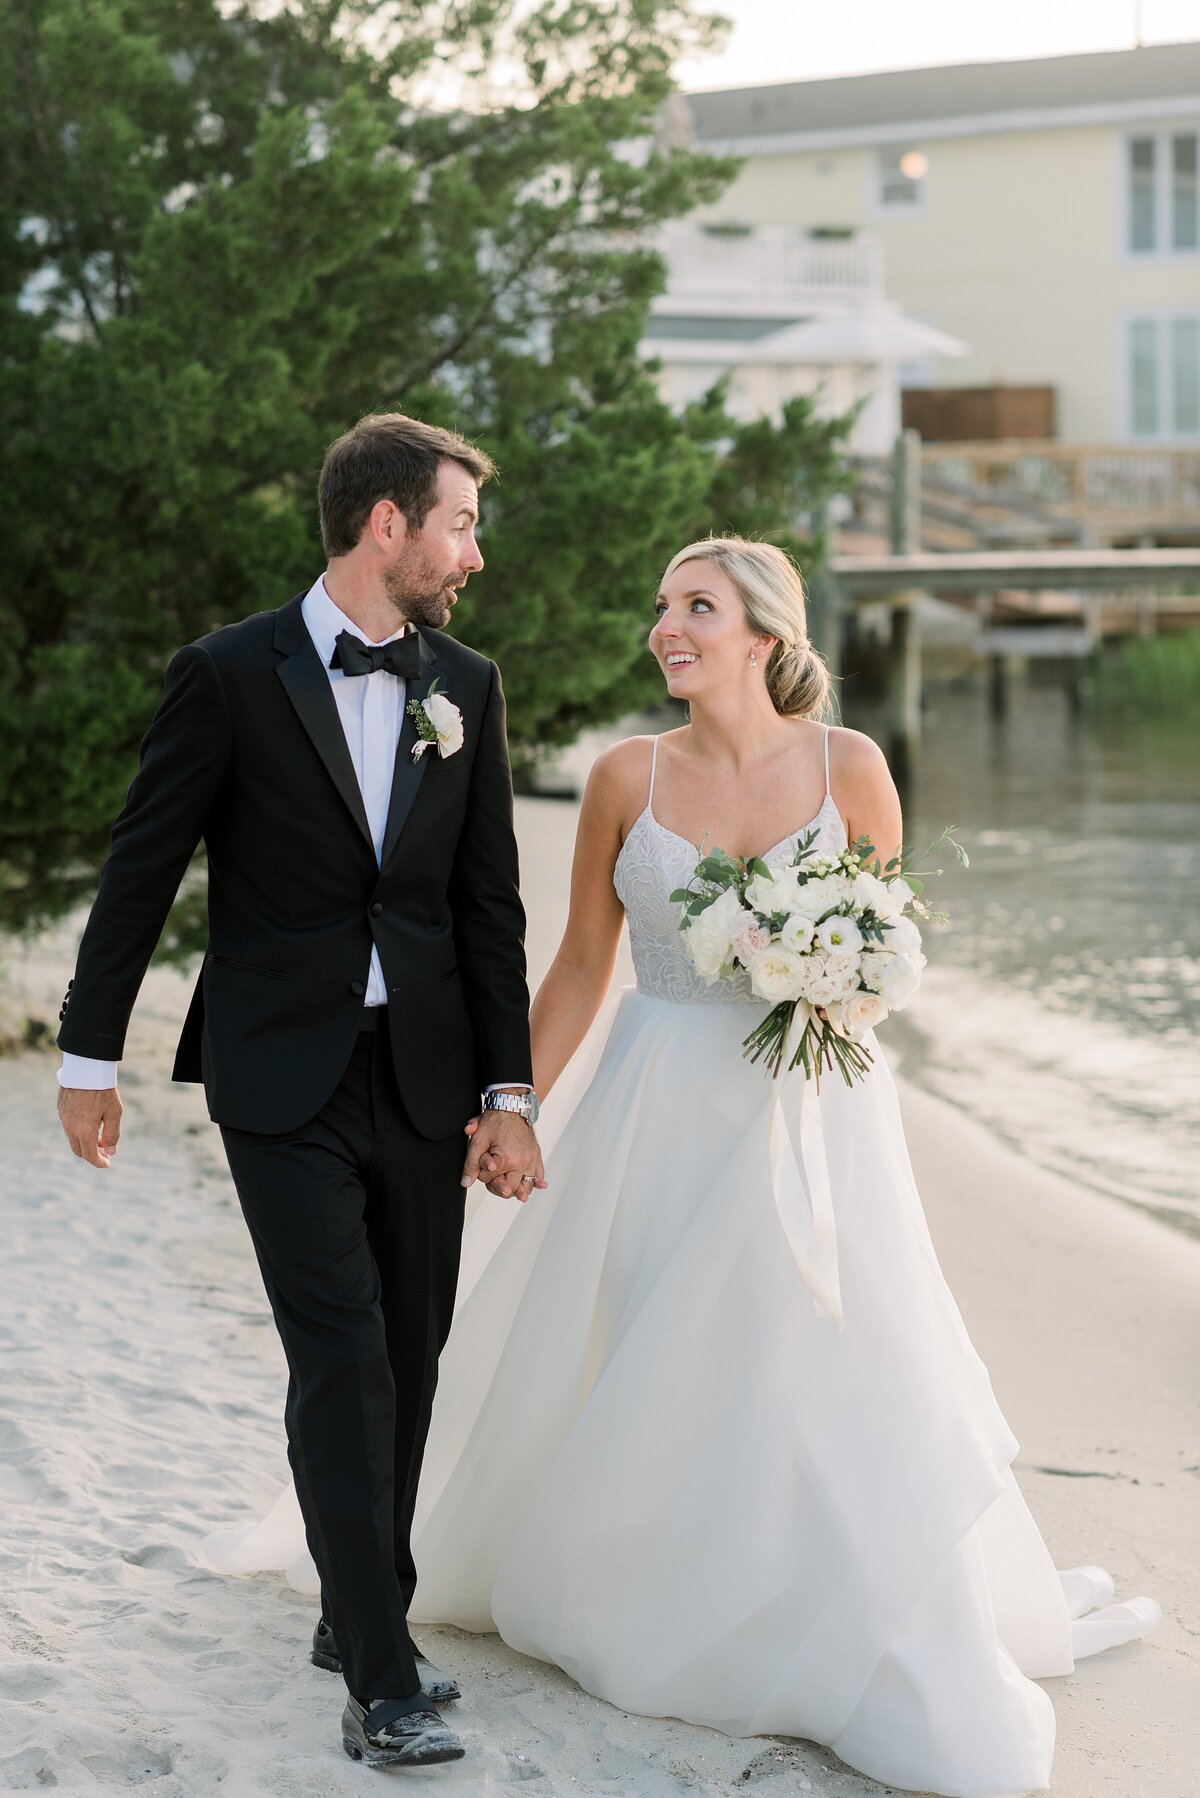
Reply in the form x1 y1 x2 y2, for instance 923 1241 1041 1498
383 553 461 630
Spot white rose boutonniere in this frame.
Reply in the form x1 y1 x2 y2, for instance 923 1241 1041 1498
408 681 464 762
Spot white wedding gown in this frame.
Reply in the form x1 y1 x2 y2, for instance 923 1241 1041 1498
202 733 1159 1797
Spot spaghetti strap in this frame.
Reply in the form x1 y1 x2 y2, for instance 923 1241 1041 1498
648 735 660 807
823 724 832 798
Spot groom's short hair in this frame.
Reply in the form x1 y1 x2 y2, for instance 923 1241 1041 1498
319 413 497 556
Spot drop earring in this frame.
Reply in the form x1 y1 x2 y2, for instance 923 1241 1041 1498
749 648 758 667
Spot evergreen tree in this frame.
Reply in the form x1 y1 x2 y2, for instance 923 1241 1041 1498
0 0 853 937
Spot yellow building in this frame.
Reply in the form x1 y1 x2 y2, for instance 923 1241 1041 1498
683 43 1200 446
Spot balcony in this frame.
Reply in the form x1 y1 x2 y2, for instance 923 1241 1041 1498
650 221 884 318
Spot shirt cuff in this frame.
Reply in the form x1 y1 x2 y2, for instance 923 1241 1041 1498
483 1083 533 1094
59 1054 120 1090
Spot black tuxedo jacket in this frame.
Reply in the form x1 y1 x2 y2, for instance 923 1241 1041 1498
57 593 533 1139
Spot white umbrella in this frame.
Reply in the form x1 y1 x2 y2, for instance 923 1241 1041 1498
770 304 968 365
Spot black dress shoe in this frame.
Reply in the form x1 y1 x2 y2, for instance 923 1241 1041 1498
312 1619 462 1703
341 1695 464 1768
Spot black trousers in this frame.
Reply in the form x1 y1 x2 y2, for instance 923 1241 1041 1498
220 1020 467 1703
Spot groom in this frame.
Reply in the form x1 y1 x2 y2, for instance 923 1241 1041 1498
55 413 544 1769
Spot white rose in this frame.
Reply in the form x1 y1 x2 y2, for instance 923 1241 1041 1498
779 912 815 953
684 886 743 985
744 867 787 915
853 869 897 920
423 692 465 755
884 913 923 955
887 876 916 912
859 950 890 994
870 949 925 1008
747 944 809 1004
815 913 864 957
786 876 838 924
827 989 890 1041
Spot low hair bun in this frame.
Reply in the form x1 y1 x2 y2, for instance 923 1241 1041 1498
766 639 831 721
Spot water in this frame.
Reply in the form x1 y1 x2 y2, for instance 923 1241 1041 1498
857 679 1200 1237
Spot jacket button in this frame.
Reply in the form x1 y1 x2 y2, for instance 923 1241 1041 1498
349 980 365 997
369 902 383 917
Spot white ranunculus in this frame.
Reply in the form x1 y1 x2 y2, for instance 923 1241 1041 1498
747 944 809 1003
731 916 772 967
884 913 923 955
423 691 465 756
684 886 743 985
797 951 860 1007
815 913 864 957
779 911 815 953
870 949 925 1008
827 989 890 1041
819 871 856 909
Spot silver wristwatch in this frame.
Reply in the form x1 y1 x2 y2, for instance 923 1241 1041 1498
482 1089 540 1127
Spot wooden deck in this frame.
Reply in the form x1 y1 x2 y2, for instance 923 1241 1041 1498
829 547 1200 596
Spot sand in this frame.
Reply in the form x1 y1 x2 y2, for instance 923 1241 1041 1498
1 795 1196 1797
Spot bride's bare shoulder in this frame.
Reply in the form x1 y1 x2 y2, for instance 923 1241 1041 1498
825 724 892 790
584 732 677 837
587 733 659 799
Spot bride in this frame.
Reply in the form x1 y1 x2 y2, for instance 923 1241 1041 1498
205 537 1159 1796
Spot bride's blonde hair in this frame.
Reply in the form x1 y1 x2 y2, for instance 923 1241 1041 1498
660 537 832 720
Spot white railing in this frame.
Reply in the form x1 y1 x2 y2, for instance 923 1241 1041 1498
653 221 884 312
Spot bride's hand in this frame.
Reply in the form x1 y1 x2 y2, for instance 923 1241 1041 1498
462 1113 547 1201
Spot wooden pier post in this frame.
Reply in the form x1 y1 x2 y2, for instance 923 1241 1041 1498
805 499 842 694
885 597 922 785
885 430 923 781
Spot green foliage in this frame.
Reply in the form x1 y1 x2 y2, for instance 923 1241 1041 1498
0 0 855 938
1085 628 1200 716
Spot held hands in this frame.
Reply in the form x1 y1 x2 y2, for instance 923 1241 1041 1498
461 1110 547 1201
57 1085 123 1170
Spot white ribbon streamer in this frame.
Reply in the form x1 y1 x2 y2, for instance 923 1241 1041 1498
767 1013 845 1330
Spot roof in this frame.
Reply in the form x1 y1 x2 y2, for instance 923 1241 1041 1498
684 42 1200 151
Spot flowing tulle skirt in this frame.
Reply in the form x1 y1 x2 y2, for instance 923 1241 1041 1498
202 986 1159 1796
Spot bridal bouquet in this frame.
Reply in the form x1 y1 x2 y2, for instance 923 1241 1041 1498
671 828 965 1086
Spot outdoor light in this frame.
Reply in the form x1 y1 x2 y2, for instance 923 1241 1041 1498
899 150 928 180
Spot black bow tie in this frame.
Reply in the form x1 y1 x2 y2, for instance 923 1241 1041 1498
330 629 420 680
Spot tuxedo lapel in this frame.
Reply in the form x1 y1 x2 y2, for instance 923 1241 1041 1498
273 598 375 855
381 629 439 868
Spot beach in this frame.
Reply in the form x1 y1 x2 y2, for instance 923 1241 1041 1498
1 791 1197 1798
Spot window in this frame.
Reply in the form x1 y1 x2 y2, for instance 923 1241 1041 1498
1126 129 1199 254
1172 317 1199 433
1173 135 1198 252
877 146 927 211
1129 137 1156 251
1128 314 1200 438
1130 319 1159 433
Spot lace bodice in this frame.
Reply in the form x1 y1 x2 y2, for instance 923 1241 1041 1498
613 733 848 1006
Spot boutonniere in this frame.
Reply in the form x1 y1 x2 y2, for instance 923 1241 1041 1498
408 679 464 762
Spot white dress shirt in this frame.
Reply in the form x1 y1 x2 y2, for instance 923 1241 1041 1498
61 576 528 1096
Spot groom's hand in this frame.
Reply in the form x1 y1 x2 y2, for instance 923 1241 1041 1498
461 1113 546 1201
57 1085 123 1170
